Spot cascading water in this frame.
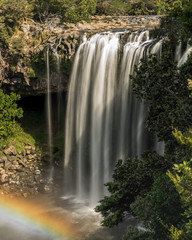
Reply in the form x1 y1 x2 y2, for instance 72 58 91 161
53 38 63 133
178 42 192 67
116 32 163 160
46 48 53 170
64 30 164 206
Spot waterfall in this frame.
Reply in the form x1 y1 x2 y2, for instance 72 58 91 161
175 41 182 63
53 38 63 133
178 44 192 67
46 48 53 167
64 31 164 206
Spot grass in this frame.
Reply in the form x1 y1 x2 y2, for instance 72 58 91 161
0 123 36 152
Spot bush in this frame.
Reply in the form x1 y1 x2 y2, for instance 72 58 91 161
95 151 173 227
10 36 24 56
131 174 183 239
0 89 23 138
0 0 31 45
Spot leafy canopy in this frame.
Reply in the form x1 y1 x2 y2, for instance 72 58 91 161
95 151 173 227
132 54 192 142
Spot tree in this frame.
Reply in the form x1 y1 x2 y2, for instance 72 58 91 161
0 0 31 44
96 0 158 15
62 0 97 22
31 0 97 22
168 159 192 239
95 151 173 227
132 54 192 144
0 89 23 138
131 174 183 239
167 126 192 239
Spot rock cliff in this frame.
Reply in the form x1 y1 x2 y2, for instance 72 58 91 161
0 15 162 96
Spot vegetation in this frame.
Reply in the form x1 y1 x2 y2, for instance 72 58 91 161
95 151 173 226
0 89 23 138
31 0 97 22
0 90 36 153
0 122 36 152
96 0 158 15
0 0 31 45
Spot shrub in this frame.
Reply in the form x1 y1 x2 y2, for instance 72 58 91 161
0 89 23 138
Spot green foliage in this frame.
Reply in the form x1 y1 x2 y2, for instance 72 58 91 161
31 0 97 22
30 51 58 78
131 174 183 239
0 89 23 138
127 0 158 15
61 59 73 77
0 122 36 152
168 160 192 239
154 0 190 16
179 1 192 37
95 151 173 227
30 51 46 77
123 226 153 240
96 0 128 15
167 128 192 239
96 0 158 15
132 54 192 142
129 47 192 240
173 129 192 148
10 36 24 57
157 0 192 38
169 225 183 240
0 0 31 45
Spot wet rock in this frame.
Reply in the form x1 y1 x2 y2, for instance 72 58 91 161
4 161 12 170
1 175 7 183
26 150 31 155
21 150 26 156
19 161 26 168
44 185 51 192
25 145 32 150
35 169 41 175
31 148 35 154
4 146 17 156
0 156 7 163
8 156 17 162
28 155 34 160
16 168 24 172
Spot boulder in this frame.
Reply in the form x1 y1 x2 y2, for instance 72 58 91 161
0 174 8 183
4 160 12 170
8 156 17 162
4 146 17 156
0 156 7 163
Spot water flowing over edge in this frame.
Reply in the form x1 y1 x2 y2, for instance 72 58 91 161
63 30 166 206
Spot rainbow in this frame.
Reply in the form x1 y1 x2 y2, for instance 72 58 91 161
0 196 77 240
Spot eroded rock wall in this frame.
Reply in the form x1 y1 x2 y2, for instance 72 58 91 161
0 15 163 96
